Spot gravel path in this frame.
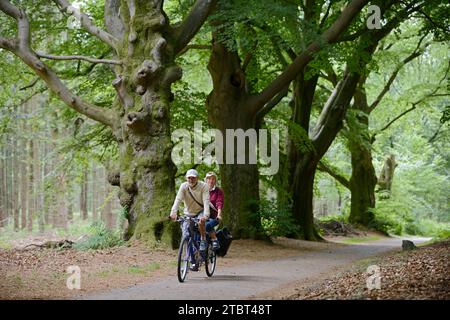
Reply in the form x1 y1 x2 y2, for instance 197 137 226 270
80 236 430 300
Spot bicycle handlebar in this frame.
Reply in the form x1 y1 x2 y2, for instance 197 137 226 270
175 216 200 223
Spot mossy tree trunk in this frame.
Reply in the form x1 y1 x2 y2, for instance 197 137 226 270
0 0 218 248
347 38 422 224
348 85 377 225
105 1 217 247
206 37 264 239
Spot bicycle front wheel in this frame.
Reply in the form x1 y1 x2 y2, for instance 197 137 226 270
177 237 190 283
205 243 217 277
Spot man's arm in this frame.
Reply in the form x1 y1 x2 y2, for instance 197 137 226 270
170 184 185 219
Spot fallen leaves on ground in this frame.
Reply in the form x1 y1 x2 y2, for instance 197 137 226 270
286 240 450 300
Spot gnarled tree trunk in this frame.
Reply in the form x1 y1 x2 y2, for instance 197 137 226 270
105 1 181 247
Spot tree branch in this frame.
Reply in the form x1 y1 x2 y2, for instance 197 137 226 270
337 27 366 43
311 69 361 157
19 77 39 91
241 39 259 72
248 0 369 117
317 161 350 189
51 0 118 49
0 36 15 51
428 123 444 143
378 87 443 133
0 0 115 127
374 59 449 137
368 44 426 113
251 21 296 62
177 44 211 55
319 0 333 29
174 0 218 56
104 0 125 40
255 84 290 127
379 104 416 132
36 52 122 65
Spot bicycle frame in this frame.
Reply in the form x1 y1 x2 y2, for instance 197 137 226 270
176 215 216 282
179 216 206 264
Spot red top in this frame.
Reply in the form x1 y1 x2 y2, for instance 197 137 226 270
209 187 224 219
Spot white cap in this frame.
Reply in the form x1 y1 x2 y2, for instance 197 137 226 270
205 171 217 179
185 169 199 178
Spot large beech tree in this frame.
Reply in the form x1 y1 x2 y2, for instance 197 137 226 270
0 0 218 247
204 0 369 238
278 0 435 239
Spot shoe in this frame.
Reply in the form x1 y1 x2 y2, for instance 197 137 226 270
189 264 199 271
212 240 220 250
199 240 207 252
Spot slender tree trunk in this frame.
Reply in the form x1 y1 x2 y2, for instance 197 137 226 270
92 163 98 221
80 167 88 220
12 138 20 231
43 139 50 226
57 174 68 230
49 125 59 228
104 183 113 230
68 203 73 223
20 137 28 230
6 140 13 227
33 138 44 232
0 146 5 227
99 166 105 224
27 140 34 231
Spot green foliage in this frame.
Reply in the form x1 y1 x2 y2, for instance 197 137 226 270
171 80 209 131
367 201 411 235
317 213 349 224
344 109 373 150
73 221 124 250
440 105 450 124
287 121 316 154
258 198 300 237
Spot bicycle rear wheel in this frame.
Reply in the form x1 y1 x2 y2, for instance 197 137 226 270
205 243 217 277
177 237 190 282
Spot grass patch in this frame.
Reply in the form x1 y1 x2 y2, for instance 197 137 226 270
72 222 124 250
0 239 12 250
127 266 146 274
96 270 112 278
340 235 383 244
144 262 160 272
126 262 161 275
169 260 178 267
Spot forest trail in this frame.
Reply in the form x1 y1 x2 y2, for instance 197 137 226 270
80 236 430 300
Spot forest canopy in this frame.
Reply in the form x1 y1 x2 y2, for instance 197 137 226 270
0 0 449 248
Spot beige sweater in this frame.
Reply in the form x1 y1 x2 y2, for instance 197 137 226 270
170 181 210 218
